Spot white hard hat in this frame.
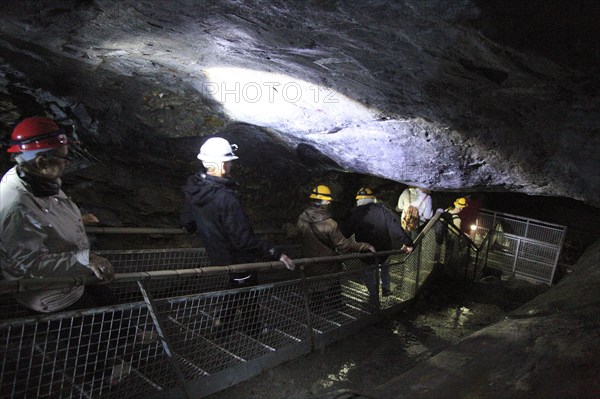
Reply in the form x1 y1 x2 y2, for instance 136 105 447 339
197 137 239 162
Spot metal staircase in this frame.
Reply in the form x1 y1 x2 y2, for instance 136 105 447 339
2 210 563 398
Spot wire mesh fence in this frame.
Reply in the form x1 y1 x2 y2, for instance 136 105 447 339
474 209 566 285
0 303 168 399
475 209 566 246
0 215 473 398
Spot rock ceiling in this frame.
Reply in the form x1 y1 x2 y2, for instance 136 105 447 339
0 0 599 225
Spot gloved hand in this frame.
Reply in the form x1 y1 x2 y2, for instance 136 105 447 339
362 244 376 253
89 253 115 281
279 254 295 270
401 244 413 253
81 213 100 225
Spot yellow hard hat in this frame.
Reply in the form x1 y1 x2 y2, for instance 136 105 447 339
309 185 333 201
454 197 468 208
356 187 375 200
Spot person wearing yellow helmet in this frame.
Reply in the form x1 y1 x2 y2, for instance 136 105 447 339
293 184 374 313
354 186 375 204
308 184 334 201
344 187 413 305
434 197 470 266
445 197 468 230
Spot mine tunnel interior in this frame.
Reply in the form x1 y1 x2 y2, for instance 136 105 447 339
0 1 599 398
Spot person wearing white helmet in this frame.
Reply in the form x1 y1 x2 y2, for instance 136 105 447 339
180 136 294 337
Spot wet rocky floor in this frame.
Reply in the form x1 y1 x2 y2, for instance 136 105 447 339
207 272 548 399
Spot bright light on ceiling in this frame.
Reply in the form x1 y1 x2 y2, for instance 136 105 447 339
198 67 377 134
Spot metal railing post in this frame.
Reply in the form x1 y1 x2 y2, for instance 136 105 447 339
483 230 493 272
512 238 522 278
375 264 381 306
414 242 422 296
137 281 192 399
299 266 316 352
473 245 479 281
462 238 469 279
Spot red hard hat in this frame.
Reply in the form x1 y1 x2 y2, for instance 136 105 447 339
7 116 68 153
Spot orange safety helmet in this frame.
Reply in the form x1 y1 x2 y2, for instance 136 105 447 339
7 117 68 153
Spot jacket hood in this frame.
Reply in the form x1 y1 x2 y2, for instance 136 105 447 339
299 206 331 224
183 172 238 206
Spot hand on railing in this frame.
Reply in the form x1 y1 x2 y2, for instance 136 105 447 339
81 213 100 225
401 244 413 254
279 254 295 270
365 244 376 253
88 253 115 281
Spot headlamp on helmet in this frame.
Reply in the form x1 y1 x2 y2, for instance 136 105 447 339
7 117 68 153
309 185 333 201
198 137 239 162
356 187 375 200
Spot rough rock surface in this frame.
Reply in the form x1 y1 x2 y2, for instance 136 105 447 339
0 0 599 222
376 239 600 399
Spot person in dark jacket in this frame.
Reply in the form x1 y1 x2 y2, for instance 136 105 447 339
290 185 374 312
434 197 469 265
344 187 413 305
180 136 294 337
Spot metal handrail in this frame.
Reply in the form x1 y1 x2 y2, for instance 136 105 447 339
488 230 562 249
432 210 479 252
479 208 566 230
0 249 409 295
85 226 285 235
0 213 457 296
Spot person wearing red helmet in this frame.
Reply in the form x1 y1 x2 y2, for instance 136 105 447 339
0 116 114 313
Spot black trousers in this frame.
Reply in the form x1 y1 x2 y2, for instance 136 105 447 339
220 272 261 337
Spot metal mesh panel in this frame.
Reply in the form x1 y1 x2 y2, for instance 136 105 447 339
513 241 557 285
98 248 211 272
110 275 230 305
304 270 378 330
1 232 463 398
477 210 566 246
524 223 564 246
476 210 565 285
97 246 304 305
519 240 557 264
486 249 517 275
417 231 438 286
436 230 477 279
387 258 414 303
0 299 30 321
0 305 167 399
